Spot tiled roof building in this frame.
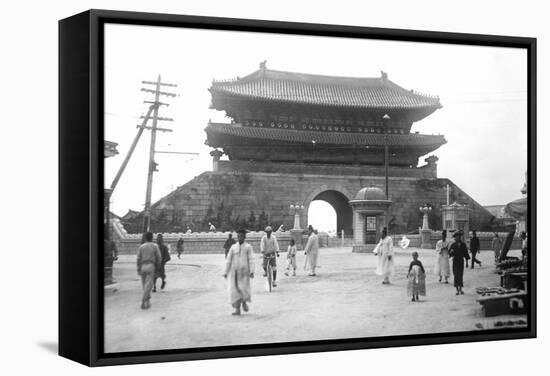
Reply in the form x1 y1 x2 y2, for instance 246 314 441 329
206 63 445 167
211 68 442 116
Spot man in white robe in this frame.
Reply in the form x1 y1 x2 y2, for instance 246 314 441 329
224 229 255 315
374 227 394 284
304 226 320 276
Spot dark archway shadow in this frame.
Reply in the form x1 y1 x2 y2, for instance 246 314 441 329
309 190 353 235
37 341 58 354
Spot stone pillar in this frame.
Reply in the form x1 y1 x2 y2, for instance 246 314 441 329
419 204 433 249
293 212 301 230
421 229 432 249
424 155 439 178
210 150 223 172
290 229 303 250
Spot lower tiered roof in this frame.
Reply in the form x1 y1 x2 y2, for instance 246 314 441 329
205 122 446 149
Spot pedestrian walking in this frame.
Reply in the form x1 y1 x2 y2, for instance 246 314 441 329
224 229 255 316
407 251 426 302
434 230 451 283
223 233 236 258
176 236 184 259
284 239 297 276
491 233 502 263
303 225 320 276
470 230 482 269
136 232 161 309
374 227 394 284
153 234 171 292
260 226 280 287
449 231 470 295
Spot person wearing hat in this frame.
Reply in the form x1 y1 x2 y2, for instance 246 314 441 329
448 230 470 295
374 227 394 284
260 226 280 286
224 229 256 315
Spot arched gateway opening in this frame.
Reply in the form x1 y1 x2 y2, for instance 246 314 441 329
307 190 353 236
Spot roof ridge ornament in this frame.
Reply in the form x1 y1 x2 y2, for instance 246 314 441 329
259 60 267 77
380 70 388 82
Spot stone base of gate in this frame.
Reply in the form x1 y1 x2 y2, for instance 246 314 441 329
352 244 377 253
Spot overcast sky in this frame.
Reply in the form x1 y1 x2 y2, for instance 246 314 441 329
104 23 527 231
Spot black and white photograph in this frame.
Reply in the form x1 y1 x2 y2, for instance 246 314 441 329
102 21 531 354
4 0 550 374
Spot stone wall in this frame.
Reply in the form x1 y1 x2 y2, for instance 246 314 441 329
391 232 522 251
218 160 437 179
113 229 329 255
124 161 495 235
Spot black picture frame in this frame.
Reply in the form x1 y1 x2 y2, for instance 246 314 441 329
59 9 537 367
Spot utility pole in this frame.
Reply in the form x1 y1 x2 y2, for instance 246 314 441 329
141 75 177 234
382 114 391 200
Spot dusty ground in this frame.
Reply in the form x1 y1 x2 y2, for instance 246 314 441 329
104 246 525 353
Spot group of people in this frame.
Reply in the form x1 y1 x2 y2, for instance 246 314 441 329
223 225 320 315
374 227 488 302
136 225 514 313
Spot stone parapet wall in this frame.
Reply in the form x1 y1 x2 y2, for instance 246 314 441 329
113 230 329 255
218 160 437 179
327 236 355 248
124 167 495 236
390 231 522 251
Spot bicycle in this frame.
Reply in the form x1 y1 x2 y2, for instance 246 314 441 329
263 253 278 292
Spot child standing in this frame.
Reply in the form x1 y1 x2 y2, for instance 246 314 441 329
284 239 297 276
407 251 426 302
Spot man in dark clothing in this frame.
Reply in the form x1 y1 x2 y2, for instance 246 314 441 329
153 234 171 292
469 230 482 269
449 231 470 295
223 233 236 258
176 237 184 259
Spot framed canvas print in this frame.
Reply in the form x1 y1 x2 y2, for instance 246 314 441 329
59 9 536 366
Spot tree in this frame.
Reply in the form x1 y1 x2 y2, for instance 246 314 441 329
248 211 257 230
258 210 269 230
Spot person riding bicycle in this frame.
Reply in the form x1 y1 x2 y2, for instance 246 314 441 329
260 226 280 287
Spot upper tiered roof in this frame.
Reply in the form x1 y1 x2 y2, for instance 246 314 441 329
210 64 442 112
